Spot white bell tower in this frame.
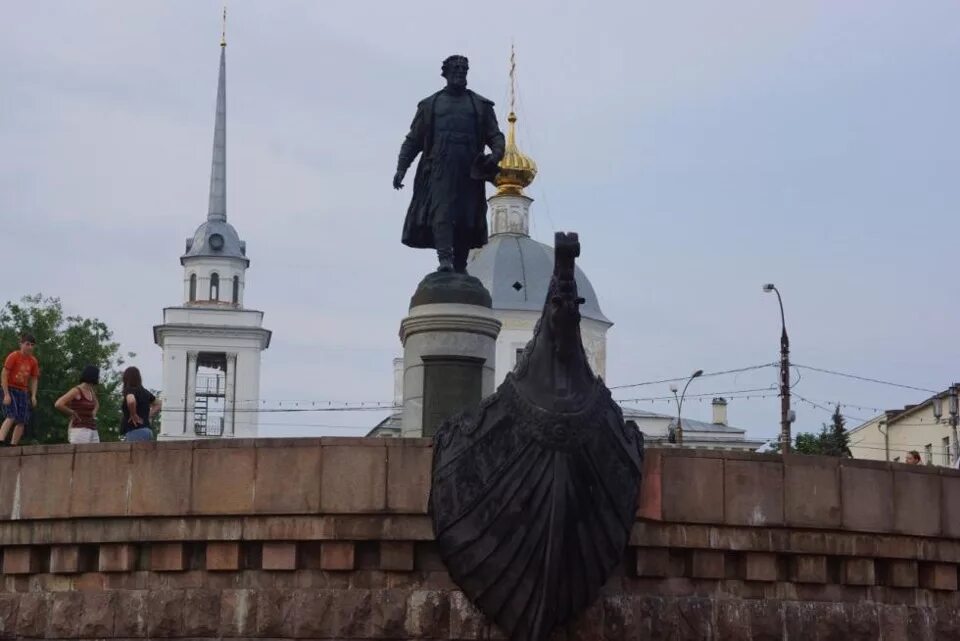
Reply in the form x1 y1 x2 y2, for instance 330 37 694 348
154 21 271 439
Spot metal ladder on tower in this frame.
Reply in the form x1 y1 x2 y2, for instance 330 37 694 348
194 395 209 435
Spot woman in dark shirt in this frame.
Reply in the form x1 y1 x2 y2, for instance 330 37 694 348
121 366 161 442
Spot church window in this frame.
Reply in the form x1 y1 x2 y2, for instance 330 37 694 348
232 276 239 304
189 274 197 302
210 273 220 301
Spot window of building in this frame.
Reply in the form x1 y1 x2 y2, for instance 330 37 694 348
210 273 220 301
925 443 933 465
944 436 952 466
232 276 239 304
189 274 196 302
515 348 524 366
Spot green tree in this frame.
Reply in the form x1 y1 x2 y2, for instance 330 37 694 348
820 404 851 457
0 295 132 444
782 405 852 457
792 431 823 455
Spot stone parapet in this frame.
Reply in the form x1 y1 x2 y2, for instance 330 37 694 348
639 448 960 538
0 439 955 639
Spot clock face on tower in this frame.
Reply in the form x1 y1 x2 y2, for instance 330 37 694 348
209 233 224 250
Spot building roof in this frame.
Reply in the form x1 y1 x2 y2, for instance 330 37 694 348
622 406 672 419
182 219 248 265
668 416 747 434
367 412 402 437
621 405 749 434
467 234 610 324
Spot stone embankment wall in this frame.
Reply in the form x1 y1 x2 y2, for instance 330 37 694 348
0 439 955 639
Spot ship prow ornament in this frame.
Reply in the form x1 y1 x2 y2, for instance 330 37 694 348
429 232 644 641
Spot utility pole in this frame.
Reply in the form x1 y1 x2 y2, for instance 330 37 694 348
763 284 792 453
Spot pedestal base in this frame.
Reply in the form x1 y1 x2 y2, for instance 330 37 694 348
399 273 501 438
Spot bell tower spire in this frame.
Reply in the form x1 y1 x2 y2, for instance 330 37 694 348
207 4 227 223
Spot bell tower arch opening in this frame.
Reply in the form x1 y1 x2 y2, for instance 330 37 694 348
194 353 227 436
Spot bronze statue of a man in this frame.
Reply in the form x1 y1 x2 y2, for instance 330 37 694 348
394 55 506 273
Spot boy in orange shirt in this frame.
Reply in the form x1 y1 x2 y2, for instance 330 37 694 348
0 334 40 446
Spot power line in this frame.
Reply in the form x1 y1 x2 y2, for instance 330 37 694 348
36 389 396 406
148 406 395 415
792 393 869 423
789 396 885 414
609 363 776 391
615 386 777 404
792 364 938 394
257 422 375 430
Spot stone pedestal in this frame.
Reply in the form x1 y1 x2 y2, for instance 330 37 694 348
399 272 501 437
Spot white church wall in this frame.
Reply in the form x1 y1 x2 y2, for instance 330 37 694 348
489 193 531 236
493 310 537 386
157 343 264 440
182 257 248 306
159 346 189 437
624 414 672 438
163 307 265 328
232 349 262 438
155 317 268 440
581 318 610 381
491 309 610 385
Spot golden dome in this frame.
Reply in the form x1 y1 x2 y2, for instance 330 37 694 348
495 111 537 196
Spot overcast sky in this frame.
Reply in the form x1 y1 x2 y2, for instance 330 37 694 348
2 1 958 446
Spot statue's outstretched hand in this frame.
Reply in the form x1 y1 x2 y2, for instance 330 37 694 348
393 170 406 190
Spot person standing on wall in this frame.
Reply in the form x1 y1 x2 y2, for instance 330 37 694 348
54 365 101 444
120 366 161 442
0 334 39 446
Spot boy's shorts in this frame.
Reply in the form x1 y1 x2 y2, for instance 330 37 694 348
3 389 31 425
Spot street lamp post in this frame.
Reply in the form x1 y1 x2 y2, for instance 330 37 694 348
763 283 792 454
670 369 703 446
935 387 960 467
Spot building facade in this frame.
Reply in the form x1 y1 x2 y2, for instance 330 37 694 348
849 387 959 466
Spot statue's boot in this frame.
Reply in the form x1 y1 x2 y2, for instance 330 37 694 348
437 248 455 273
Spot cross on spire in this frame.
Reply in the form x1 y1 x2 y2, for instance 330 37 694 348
509 42 517 115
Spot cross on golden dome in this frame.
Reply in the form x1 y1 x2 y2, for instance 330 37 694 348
494 44 538 197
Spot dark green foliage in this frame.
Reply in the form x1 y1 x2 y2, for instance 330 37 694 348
0 295 131 444
792 431 823 455
783 405 852 457
820 405 852 457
